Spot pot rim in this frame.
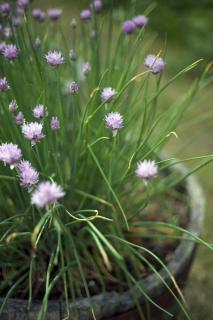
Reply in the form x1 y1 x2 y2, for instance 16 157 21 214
0 163 205 319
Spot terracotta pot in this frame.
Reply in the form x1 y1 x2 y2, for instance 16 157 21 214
0 164 204 319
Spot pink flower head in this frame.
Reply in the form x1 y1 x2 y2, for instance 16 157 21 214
45 51 64 66
101 87 116 102
69 81 79 94
18 160 39 189
32 104 48 119
123 20 136 34
17 0 29 9
50 117 60 130
32 9 46 22
15 111 24 125
144 54 165 74
105 112 123 136
31 181 65 208
9 99 18 112
135 160 158 181
80 9 91 22
48 8 62 21
22 122 44 145
3 44 19 60
0 77 10 92
91 1 103 13
0 143 22 166
133 15 148 28
0 3 10 16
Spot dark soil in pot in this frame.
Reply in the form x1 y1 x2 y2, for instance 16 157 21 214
0 164 204 319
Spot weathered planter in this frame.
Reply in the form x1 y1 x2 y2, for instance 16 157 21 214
0 164 205 320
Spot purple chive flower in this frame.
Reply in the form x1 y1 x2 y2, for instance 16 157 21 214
92 0 103 13
80 9 91 22
0 42 6 54
101 87 116 102
45 51 64 67
9 99 18 112
0 77 10 92
82 62 91 76
0 143 22 166
133 15 148 28
0 3 10 15
32 104 48 120
3 44 19 60
48 8 62 21
69 81 79 94
32 9 46 22
105 112 123 137
144 54 165 74
15 111 24 125
17 0 29 9
22 122 45 145
18 160 39 189
31 181 65 208
50 116 60 130
123 20 136 34
135 160 158 182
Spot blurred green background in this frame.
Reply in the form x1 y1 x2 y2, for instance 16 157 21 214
34 0 213 318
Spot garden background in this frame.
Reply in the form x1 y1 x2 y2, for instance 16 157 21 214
35 0 213 318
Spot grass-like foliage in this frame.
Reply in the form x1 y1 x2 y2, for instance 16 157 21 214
0 1 213 319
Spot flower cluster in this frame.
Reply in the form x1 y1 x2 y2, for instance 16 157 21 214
51 117 60 130
0 143 22 166
17 0 29 10
33 105 48 120
123 14 148 34
135 160 158 182
105 112 123 136
101 87 116 102
45 51 64 66
48 8 62 21
0 77 10 92
69 81 79 95
18 160 39 189
144 54 165 74
80 9 91 22
9 100 18 112
22 122 45 145
31 181 65 208
0 141 64 207
32 9 46 22
2 44 19 60
91 0 103 13
0 3 10 16
15 111 24 125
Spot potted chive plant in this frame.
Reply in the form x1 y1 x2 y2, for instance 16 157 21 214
0 1 212 319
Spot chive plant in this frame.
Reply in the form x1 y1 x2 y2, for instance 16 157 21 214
0 1 213 319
